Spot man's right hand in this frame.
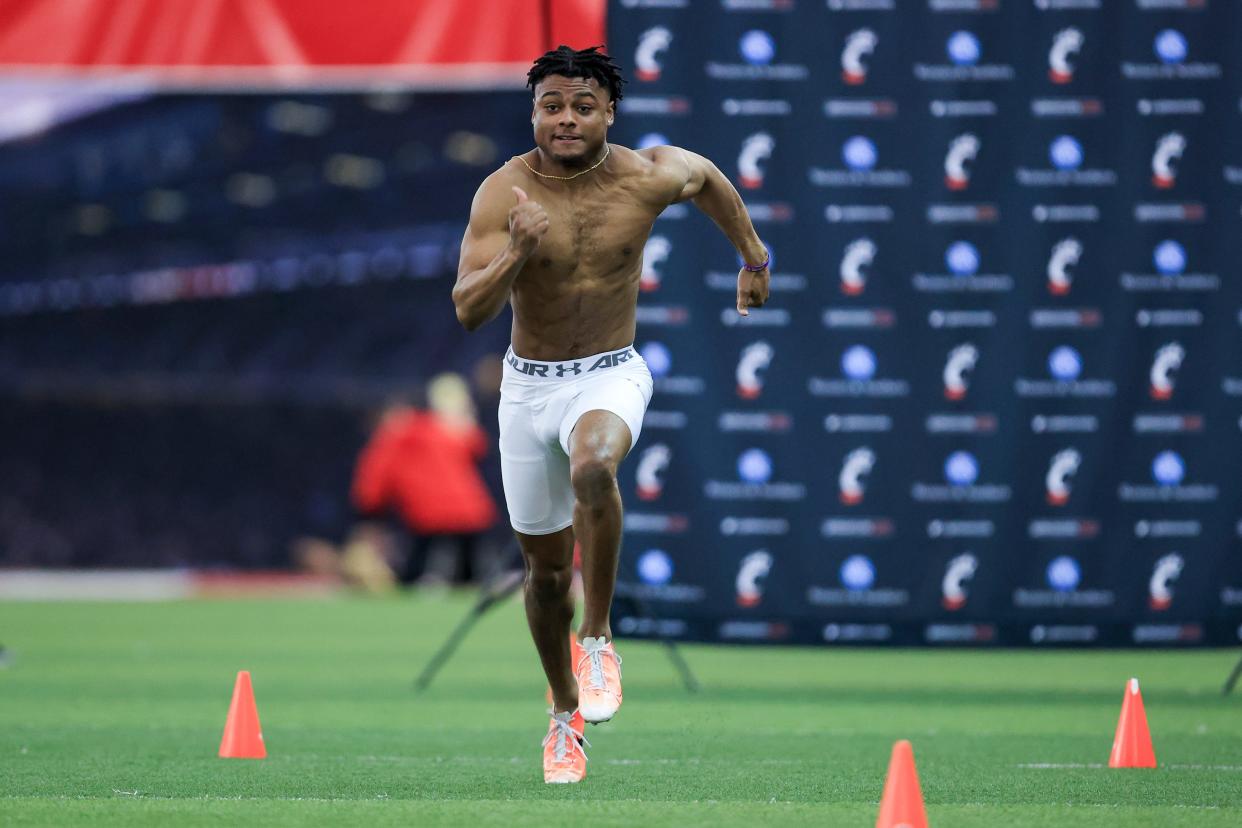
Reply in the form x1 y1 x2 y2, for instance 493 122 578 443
509 186 549 256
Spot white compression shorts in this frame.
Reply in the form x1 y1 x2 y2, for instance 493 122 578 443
499 344 654 535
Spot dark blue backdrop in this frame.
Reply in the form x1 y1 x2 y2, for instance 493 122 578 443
608 0 1242 647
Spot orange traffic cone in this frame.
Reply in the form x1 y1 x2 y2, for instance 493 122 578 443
876 740 928 828
219 670 266 759
1109 677 1156 768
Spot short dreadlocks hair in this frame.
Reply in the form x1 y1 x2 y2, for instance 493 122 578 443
527 45 626 102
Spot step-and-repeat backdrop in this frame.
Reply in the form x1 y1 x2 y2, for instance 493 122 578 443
609 0 1242 647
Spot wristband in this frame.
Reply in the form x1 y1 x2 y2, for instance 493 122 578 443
743 247 769 272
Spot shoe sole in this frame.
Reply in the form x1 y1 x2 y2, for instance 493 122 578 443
579 704 620 724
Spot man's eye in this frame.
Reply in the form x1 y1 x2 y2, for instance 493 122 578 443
578 107 592 113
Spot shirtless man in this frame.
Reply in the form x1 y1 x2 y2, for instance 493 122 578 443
453 46 770 784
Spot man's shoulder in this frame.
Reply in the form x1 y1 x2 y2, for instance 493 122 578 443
617 143 690 197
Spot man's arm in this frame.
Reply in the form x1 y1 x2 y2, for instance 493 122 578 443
452 170 548 331
653 146 770 315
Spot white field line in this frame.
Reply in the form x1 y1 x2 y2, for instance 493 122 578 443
1018 762 1242 772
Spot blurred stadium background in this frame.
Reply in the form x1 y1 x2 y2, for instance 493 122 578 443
2 1 1241 826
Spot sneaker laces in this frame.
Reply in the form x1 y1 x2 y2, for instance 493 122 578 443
577 639 622 692
543 714 590 764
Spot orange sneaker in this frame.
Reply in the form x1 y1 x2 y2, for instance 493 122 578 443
576 636 623 723
542 709 589 784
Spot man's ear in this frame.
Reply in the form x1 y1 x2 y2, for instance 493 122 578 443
607 101 616 126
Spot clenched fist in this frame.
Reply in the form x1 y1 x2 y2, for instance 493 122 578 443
509 186 549 257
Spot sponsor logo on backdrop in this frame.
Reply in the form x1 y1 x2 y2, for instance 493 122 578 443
717 411 793 432
1015 345 1117 398
707 30 810 80
823 624 893 643
643 410 688 430
635 305 689 326
828 0 896 9
1137 98 1204 117
640 236 671 293
1122 29 1221 79
722 516 790 536
721 0 796 9
930 99 998 118
928 519 994 538
1120 240 1219 291
1045 448 1081 506
838 448 875 505
1136 309 1201 328
823 98 898 119
821 517 895 538
619 0 689 7
619 96 690 116
825 413 894 433
915 31 1014 81
944 133 980 190
809 345 910 397
1034 0 1102 9
929 310 995 329
1148 553 1183 611
914 241 1013 293
839 238 877 295
913 451 1012 503
841 28 877 84
1013 555 1115 608
624 512 689 533
705 449 807 500
808 136 911 187
738 132 774 189
1017 135 1117 187
719 621 790 641
623 549 705 603
1133 412 1203 433
736 341 774 399
640 342 705 395
1151 132 1186 189
1031 97 1103 118
736 549 772 607
1046 237 1082 295
1049 28 1083 83
941 553 978 611
824 307 896 329
943 343 978 400
635 27 673 82
636 444 670 501
1119 450 1219 502
929 0 1000 9
1149 342 1184 399
1029 518 1100 539
1030 309 1101 329
925 413 998 434
723 98 792 116
807 554 909 607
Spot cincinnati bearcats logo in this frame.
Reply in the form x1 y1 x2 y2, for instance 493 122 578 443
635 27 673 82
635 443 670 501
943 343 978 401
839 238 876 296
1048 27 1083 84
1149 342 1185 401
1047 237 1082 296
1148 553 1183 611
941 553 978 611
841 28 877 85
736 550 772 607
641 235 671 293
1045 448 1081 507
838 447 875 506
736 341 774 400
738 132 774 190
1152 132 1186 189
944 133 980 191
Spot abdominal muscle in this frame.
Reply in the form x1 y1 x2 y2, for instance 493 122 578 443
508 261 642 361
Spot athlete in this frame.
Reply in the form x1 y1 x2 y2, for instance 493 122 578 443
453 45 770 784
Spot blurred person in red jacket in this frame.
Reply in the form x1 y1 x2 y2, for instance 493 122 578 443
351 373 497 585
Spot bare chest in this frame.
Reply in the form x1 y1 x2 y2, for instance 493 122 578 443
525 192 655 280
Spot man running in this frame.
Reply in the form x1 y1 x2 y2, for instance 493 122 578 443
453 45 770 784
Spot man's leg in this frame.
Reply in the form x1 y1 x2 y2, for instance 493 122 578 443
567 410 633 641
516 526 578 712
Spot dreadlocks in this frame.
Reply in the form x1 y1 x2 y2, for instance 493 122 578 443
527 45 626 102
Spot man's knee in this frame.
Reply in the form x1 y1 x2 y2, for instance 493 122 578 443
526 560 573 603
570 455 618 504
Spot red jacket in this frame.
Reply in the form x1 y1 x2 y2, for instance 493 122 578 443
352 410 497 534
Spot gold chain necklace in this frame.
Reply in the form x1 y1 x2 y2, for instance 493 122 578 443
518 144 610 181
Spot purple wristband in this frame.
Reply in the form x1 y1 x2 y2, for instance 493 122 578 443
743 248 769 272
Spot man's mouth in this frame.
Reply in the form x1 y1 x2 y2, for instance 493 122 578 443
554 135 581 143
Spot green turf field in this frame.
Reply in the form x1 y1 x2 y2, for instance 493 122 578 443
1 596 1240 826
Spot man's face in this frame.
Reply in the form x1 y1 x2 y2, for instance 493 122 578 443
531 75 614 166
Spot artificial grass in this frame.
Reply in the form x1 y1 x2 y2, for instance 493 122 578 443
1 596 1239 826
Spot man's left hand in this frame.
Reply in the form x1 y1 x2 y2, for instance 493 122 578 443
736 266 770 316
